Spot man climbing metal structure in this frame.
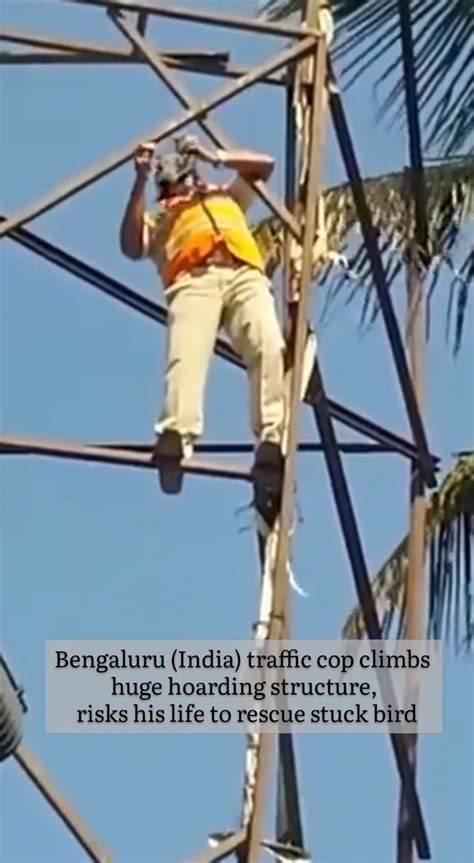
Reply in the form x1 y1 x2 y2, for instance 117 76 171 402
120 134 286 524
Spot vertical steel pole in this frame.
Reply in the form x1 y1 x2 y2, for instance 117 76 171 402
238 55 305 863
274 60 306 856
244 4 327 859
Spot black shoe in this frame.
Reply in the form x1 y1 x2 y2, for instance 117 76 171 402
251 441 284 530
152 430 185 495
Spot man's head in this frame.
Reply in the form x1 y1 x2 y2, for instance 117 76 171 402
154 150 198 200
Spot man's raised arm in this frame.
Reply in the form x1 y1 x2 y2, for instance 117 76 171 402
179 135 275 210
120 143 154 260
215 148 275 183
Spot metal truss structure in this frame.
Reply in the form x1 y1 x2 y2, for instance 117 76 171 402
1 2 439 861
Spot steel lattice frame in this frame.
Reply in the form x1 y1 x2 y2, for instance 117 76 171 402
1 2 438 861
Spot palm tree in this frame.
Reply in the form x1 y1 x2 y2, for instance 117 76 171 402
261 0 473 158
341 451 474 649
340 450 473 859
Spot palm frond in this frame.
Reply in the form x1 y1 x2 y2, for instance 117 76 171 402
250 155 474 351
260 0 474 156
341 453 474 652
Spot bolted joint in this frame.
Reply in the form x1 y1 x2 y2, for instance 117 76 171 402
0 656 27 762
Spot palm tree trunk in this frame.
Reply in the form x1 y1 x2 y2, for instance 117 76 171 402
396 252 428 863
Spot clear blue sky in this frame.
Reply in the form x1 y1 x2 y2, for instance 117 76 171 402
1 2 473 862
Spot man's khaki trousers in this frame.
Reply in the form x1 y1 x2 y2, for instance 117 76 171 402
155 264 285 452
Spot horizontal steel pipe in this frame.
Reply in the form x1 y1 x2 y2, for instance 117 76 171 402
0 47 284 86
0 434 251 483
91 441 397 454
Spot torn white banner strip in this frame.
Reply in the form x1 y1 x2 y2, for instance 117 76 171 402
255 513 308 600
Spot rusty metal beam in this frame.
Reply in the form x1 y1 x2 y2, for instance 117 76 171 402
109 9 302 240
1 50 222 70
2 221 436 464
0 35 316 239
0 49 283 87
64 0 320 40
14 743 113 863
0 50 113 65
0 28 284 84
0 27 226 62
0 49 224 68
0 53 280 86
0 434 251 484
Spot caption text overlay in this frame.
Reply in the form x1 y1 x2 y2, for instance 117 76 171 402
46 639 442 734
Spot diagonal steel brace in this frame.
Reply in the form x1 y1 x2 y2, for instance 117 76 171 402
108 8 302 241
327 61 436 489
